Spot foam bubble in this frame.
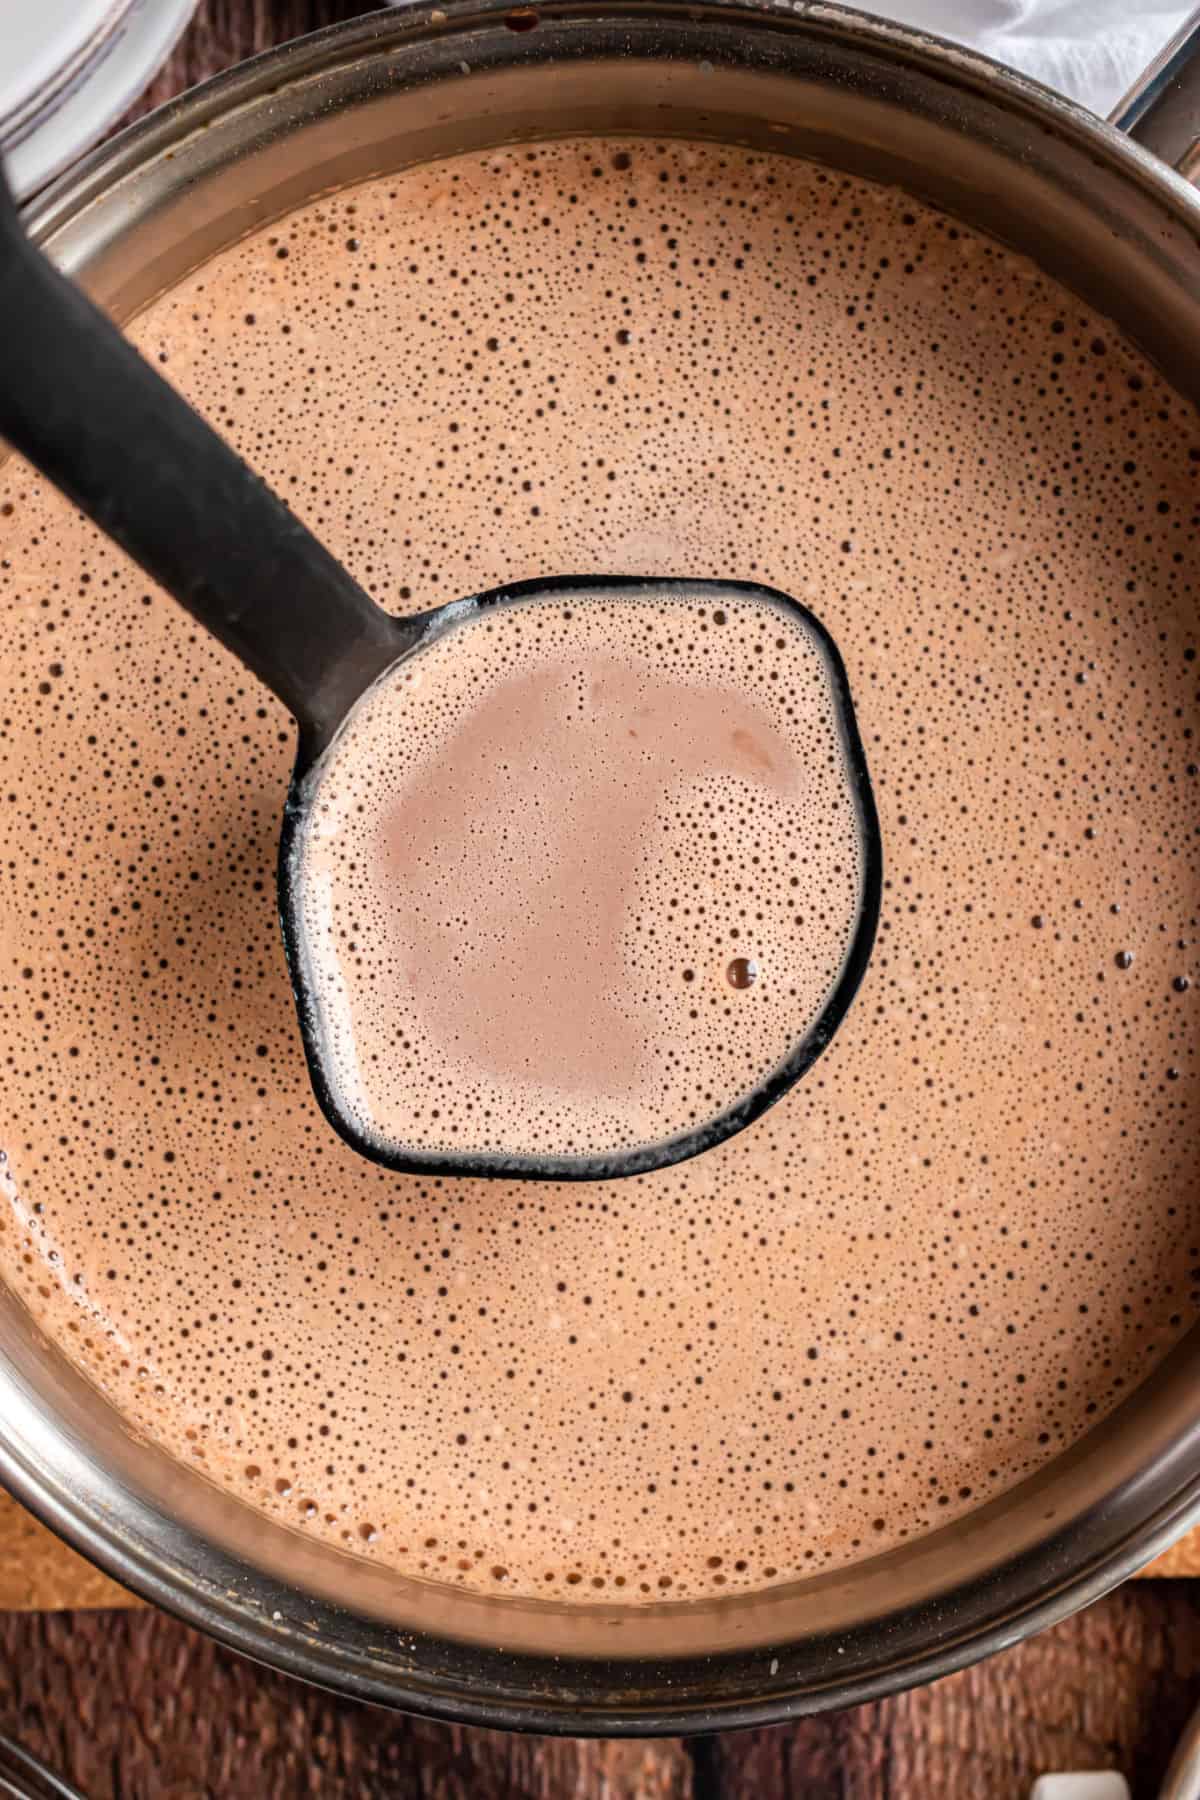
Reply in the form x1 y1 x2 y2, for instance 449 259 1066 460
291 583 868 1161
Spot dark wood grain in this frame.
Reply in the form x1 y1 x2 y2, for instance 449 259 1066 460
0 1604 690 1800
3 1586 1200 1798
2 4 1195 1797
714 1581 1200 1799
130 0 384 120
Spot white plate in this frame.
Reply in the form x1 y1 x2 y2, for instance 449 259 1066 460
0 0 198 199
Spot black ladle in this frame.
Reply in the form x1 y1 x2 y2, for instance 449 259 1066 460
0 166 881 1182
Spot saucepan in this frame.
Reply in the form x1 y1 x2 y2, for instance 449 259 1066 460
2 0 1200 1736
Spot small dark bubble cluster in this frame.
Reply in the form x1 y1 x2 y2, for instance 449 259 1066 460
0 138 1198 1602
294 585 864 1158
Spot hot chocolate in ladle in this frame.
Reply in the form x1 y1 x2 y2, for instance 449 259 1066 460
0 165 880 1180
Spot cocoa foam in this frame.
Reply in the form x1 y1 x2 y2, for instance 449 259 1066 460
290 582 869 1162
0 139 1198 1602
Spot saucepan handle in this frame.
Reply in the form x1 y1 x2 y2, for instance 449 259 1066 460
1110 4 1200 177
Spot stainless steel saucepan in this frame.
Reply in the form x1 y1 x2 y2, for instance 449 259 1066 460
3 0 1200 1736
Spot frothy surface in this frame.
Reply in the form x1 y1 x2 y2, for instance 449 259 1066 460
292 583 869 1163
1 139 1199 1602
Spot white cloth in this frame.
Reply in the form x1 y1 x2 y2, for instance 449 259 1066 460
861 0 1193 116
382 0 1191 118
1029 1775 1131 1800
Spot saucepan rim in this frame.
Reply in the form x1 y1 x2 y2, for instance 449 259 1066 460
3 0 1200 1734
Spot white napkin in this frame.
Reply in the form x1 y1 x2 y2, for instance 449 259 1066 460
861 0 1192 117
1029 1776 1131 1800
383 0 1190 118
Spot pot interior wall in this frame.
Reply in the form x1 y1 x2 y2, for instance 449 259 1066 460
4 0 1200 1727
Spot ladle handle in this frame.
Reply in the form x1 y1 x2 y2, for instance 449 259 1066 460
0 163 403 753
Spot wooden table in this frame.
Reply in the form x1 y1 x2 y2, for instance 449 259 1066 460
2 5 1199 1793
3 1585 1200 1797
